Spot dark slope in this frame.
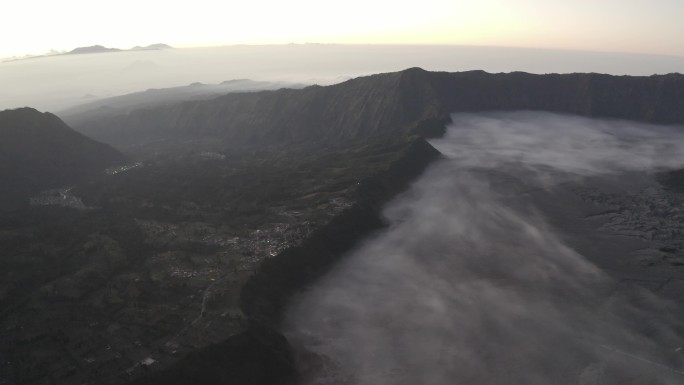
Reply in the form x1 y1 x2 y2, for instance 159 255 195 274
71 68 684 149
0 108 125 208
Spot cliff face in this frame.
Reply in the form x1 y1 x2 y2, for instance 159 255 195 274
128 138 442 385
0 108 125 209
240 138 442 327
70 69 684 150
423 70 684 123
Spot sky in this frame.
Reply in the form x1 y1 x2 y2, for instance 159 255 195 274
3 0 684 59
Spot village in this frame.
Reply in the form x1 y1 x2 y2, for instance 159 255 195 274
2 190 355 385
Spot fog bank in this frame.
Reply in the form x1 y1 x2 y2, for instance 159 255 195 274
285 112 684 384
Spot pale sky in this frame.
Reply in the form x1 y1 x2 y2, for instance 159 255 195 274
3 0 684 59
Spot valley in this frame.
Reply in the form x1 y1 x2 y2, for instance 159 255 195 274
1 69 684 384
0 130 433 384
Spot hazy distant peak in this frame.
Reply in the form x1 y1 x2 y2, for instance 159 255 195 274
131 43 173 51
397 67 432 82
67 45 121 55
220 79 252 85
8 43 172 62
462 69 491 75
69 43 172 55
401 66 428 74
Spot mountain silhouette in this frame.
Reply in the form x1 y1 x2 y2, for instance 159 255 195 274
0 108 125 209
66 45 121 55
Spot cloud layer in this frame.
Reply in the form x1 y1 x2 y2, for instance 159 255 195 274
285 112 684 384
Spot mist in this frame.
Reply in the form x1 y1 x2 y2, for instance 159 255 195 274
2 45 684 113
284 112 684 384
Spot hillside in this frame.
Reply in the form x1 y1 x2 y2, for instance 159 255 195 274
68 68 684 150
0 108 126 209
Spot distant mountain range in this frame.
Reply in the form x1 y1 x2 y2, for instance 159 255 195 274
130 43 173 51
65 43 173 55
60 79 306 125
0 108 125 209
67 68 684 151
2 44 173 62
66 45 122 55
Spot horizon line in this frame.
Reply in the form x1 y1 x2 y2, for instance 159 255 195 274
4 42 684 62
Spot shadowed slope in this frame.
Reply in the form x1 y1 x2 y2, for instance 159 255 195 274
0 108 125 208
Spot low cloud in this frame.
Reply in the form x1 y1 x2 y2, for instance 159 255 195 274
435 111 684 181
285 112 684 384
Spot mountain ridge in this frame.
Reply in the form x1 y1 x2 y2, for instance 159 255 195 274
68 68 684 150
59 79 306 125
